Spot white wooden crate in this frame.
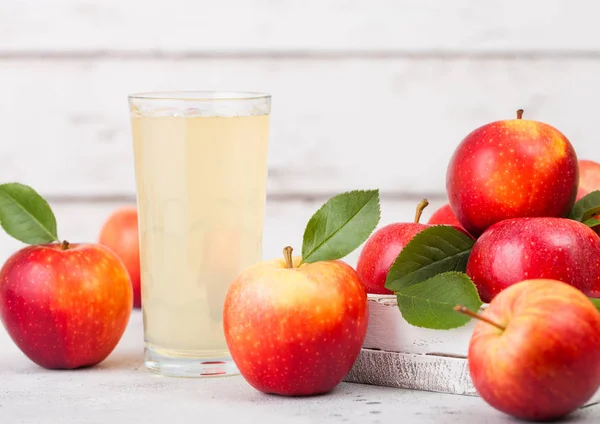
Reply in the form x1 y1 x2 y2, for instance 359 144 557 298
344 294 600 409
344 294 477 395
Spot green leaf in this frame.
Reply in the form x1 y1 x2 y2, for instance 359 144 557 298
583 216 600 229
590 298 600 313
395 271 483 330
568 190 600 222
385 225 475 293
0 183 59 244
301 189 380 264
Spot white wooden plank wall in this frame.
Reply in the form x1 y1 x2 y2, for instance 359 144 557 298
1 1 600 265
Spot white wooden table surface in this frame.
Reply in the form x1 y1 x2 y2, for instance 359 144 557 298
1 311 598 423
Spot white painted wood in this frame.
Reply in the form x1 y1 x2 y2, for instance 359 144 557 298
345 349 476 396
346 348 600 403
0 197 447 267
3 1 600 53
362 295 476 356
2 58 600 198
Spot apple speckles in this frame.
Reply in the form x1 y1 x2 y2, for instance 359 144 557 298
467 217 600 302
447 119 578 237
223 259 367 396
0 243 132 369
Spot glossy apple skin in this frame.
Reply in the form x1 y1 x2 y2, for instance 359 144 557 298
575 160 600 234
427 203 463 229
468 279 600 421
356 223 428 294
447 118 579 237
223 256 368 396
99 206 141 308
0 243 133 369
466 217 600 303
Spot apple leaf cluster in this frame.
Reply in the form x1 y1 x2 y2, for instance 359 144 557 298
299 190 485 329
384 225 482 329
380 191 600 327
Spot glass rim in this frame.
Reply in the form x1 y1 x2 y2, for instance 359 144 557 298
128 90 271 102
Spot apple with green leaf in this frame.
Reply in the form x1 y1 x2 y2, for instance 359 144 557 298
223 190 379 396
447 109 579 237
356 199 431 295
357 199 474 296
0 183 133 369
456 279 600 421
575 160 600 234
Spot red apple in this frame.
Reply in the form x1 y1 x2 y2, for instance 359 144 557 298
99 206 141 308
466 217 600 303
446 109 579 237
0 242 133 369
427 203 463 229
356 200 430 294
577 159 600 200
223 247 368 396
575 160 600 235
460 279 600 421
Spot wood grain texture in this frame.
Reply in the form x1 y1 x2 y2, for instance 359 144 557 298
344 348 476 396
2 1 600 54
1 58 600 198
345 349 600 402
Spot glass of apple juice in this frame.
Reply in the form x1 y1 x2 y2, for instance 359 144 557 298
128 91 271 377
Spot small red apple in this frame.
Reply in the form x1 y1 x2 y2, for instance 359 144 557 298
446 109 579 237
223 247 368 396
427 203 463 229
0 242 133 369
356 200 431 294
577 159 600 200
457 279 600 421
99 206 141 308
466 217 600 303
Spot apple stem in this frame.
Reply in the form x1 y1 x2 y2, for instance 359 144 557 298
414 198 429 223
60 240 70 250
516 109 524 119
283 246 294 268
454 305 506 331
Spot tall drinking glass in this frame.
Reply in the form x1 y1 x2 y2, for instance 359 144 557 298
128 91 270 377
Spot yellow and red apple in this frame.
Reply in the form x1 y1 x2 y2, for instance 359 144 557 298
223 248 368 396
463 279 600 421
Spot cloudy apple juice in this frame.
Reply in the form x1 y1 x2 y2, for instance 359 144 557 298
129 92 270 377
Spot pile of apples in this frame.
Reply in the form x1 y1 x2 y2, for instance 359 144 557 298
354 110 600 421
357 110 600 301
